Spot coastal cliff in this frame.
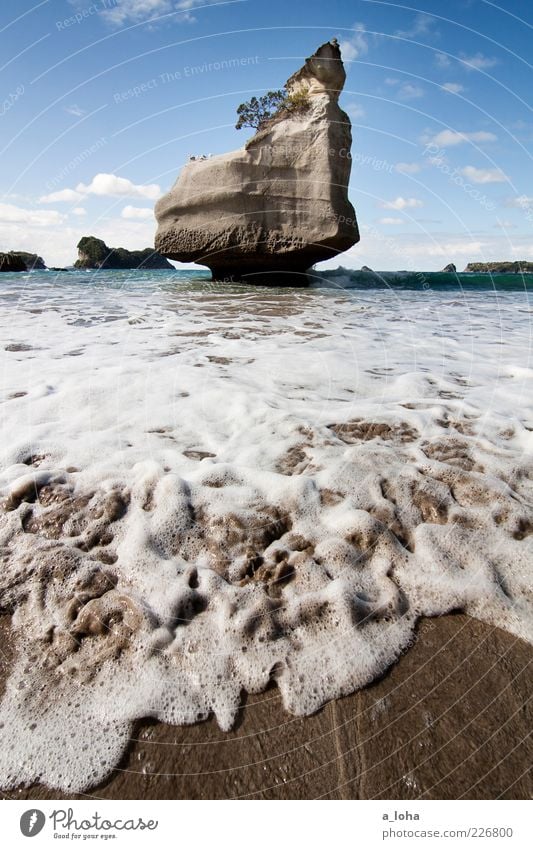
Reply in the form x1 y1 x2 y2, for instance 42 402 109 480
155 40 359 281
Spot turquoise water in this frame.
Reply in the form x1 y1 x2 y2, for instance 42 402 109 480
320 269 533 291
1 267 533 294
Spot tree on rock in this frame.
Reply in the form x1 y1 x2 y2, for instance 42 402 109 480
235 90 287 130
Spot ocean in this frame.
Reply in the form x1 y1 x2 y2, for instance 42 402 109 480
0 268 532 791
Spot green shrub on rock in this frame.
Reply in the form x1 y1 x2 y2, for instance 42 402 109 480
235 87 310 131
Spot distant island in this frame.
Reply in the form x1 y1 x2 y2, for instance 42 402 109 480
464 261 533 273
315 260 533 278
74 236 173 270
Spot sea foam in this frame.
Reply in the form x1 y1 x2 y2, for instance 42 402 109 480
0 270 532 791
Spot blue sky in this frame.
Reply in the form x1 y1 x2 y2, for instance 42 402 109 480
0 0 532 269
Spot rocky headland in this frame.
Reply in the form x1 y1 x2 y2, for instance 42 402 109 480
74 236 173 270
155 40 359 282
0 252 46 272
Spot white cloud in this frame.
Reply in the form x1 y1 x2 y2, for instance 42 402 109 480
423 241 486 257
460 53 498 71
102 0 171 25
173 0 215 24
380 197 423 210
398 83 424 100
346 102 365 119
442 82 464 94
41 174 161 205
435 53 451 68
379 217 403 225
75 173 161 200
339 23 368 62
0 202 66 227
121 205 155 219
505 195 533 208
395 13 434 39
494 220 516 229
0 193 34 203
395 162 422 174
0 215 160 268
72 207 87 216
384 78 424 100
425 129 497 147
39 188 84 203
100 0 210 26
314 229 533 272
435 51 497 72
460 166 507 184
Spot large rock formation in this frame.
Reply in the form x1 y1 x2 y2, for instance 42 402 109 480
12 252 46 270
0 252 46 272
0 253 27 272
155 40 359 282
74 236 173 270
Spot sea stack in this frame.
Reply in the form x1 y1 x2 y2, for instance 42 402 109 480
155 40 359 282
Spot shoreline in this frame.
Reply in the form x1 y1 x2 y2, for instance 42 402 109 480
3 614 531 801
3 264 533 278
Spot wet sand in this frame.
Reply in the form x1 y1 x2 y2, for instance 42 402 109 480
2 613 531 800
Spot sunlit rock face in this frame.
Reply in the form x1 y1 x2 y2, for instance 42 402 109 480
155 40 359 282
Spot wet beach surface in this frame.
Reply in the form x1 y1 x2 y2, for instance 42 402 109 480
2 614 531 800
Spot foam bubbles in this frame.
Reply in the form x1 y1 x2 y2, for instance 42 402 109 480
0 273 532 791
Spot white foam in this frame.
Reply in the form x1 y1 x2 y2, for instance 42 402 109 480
0 274 532 790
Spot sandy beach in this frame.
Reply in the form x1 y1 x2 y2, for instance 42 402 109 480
3 613 530 800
